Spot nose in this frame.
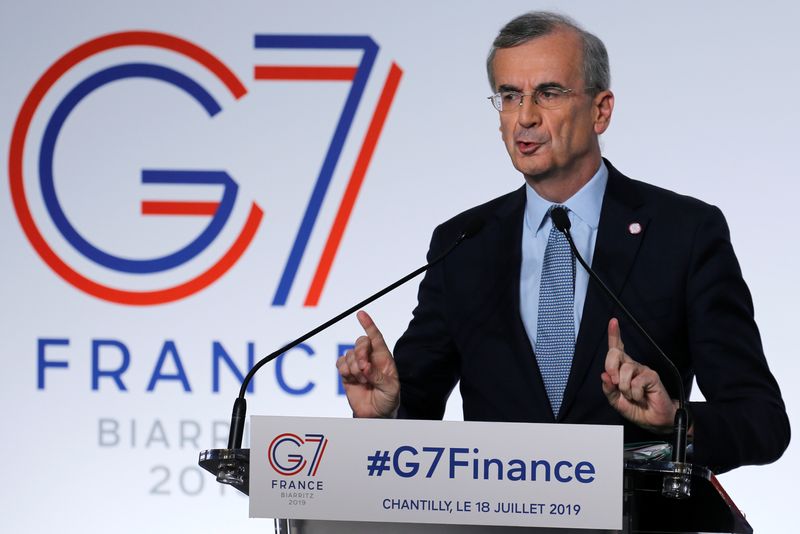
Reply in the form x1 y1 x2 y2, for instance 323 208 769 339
517 95 542 128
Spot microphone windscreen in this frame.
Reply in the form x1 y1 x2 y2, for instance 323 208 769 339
551 207 571 232
461 217 486 240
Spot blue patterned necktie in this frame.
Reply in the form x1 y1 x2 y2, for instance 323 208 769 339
536 205 576 417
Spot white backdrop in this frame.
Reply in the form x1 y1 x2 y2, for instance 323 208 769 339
1 1 797 532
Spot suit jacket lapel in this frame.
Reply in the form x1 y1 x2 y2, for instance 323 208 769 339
559 161 648 420
491 187 556 420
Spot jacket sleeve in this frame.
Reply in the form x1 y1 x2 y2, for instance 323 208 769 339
393 224 460 419
685 206 790 473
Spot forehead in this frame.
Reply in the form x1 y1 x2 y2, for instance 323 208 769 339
492 30 584 89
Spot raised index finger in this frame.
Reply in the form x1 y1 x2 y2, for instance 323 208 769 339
608 317 625 351
357 310 389 352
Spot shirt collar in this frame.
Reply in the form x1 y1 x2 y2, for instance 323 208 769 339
524 160 608 236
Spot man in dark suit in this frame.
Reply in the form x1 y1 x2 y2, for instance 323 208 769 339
336 11 789 473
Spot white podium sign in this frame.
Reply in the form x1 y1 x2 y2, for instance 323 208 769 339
250 416 623 530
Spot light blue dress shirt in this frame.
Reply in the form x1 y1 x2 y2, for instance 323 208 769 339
520 161 608 350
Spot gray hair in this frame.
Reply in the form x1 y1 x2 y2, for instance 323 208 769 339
486 11 610 93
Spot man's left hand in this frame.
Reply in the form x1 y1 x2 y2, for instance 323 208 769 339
602 318 677 433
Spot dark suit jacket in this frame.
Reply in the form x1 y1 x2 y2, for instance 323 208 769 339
394 160 789 473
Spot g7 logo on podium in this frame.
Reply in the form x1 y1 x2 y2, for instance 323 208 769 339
268 432 329 477
9 31 401 306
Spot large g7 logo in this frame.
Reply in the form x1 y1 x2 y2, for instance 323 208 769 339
10 31 401 307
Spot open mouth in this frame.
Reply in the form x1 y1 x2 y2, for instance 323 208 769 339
516 140 543 154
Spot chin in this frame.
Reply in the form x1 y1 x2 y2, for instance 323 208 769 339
513 160 552 180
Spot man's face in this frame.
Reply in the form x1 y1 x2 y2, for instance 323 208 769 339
492 30 612 185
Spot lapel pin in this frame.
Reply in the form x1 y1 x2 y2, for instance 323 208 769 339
628 222 642 235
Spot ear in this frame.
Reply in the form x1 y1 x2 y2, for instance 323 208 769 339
592 90 614 135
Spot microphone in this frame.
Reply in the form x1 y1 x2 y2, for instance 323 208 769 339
551 207 691 499
201 218 485 491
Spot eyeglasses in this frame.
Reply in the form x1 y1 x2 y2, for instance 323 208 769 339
488 87 585 112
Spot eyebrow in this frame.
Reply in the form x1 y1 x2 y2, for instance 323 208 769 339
497 83 522 92
497 81 568 93
537 81 567 89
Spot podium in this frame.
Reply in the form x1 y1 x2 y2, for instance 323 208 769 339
199 417 752 534
620 461 752 534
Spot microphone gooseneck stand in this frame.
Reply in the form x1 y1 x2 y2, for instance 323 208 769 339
550 207 691 499
203 218 485 490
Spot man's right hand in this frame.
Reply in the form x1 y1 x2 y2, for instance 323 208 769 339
336 310 400 418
